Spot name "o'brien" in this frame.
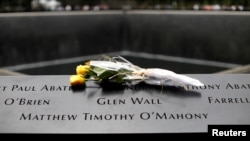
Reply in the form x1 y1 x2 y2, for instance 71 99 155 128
4 98 50 106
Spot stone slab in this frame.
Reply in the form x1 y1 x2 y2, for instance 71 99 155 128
0 75 250 133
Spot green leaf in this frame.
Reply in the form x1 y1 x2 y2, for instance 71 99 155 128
89 66 133 83
109 74 126 83
85 69 97 79
91 67 117 79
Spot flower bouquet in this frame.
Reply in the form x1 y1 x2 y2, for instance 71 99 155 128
69 56 204 88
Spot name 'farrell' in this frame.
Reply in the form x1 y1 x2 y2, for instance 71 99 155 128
208 97 250 104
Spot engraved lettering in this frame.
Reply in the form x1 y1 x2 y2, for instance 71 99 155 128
40 85 71 91
131 98 162 105
0 86 7 91
20 113 77 120
82 113 134 120
11 85 36 91
208 96 250 104
97 98 125 105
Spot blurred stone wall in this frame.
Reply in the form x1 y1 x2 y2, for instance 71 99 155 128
0 13 124 66
1 11 250 67
125 13 250 64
